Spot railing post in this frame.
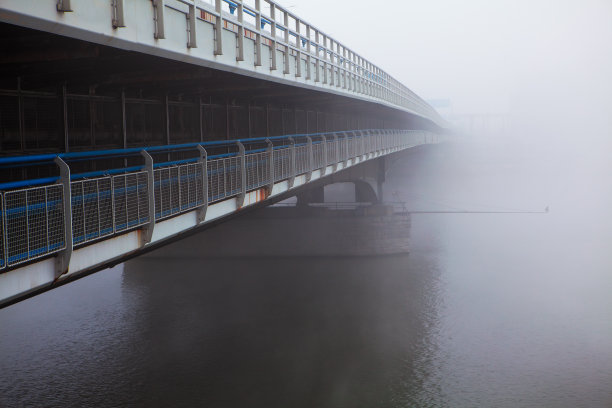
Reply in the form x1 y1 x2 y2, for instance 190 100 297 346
314 30 321 82
152 0 165 40
332 133 339 172
236 0 244 61
265 139 274 194
112 0 125 28
57 0 72 12
214 0 223 55
283 10 290 75
269 3 277 70
236 141 246 207
305 25 312 80
254 0 262 66
54 157 72 279
196 145 208 223
295 19 302 78
140 150 155 245
321 134 327 175
359 130 365 160
343 132 349 167
305 135 313 182
288 137 296 188
187 1 197 48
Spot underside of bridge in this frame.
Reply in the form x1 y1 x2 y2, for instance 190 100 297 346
0 22 436 158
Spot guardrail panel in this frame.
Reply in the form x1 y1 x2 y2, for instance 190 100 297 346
4 184 66 267
0 194 4 269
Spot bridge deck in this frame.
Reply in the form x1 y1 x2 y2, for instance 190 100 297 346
0 129 439 307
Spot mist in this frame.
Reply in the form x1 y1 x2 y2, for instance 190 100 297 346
1 1 611 406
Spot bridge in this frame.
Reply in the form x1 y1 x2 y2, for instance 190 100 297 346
0 0 446 307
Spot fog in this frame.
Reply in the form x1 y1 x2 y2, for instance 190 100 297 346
1 1 611 406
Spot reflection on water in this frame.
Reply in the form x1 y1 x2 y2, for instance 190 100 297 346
1 142 611 407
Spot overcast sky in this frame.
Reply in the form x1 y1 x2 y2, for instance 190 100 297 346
282 0 612 122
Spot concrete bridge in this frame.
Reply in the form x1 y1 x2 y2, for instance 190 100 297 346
0 0 446 307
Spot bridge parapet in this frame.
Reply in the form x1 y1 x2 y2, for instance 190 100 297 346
0 0 444 127
0 130 440 304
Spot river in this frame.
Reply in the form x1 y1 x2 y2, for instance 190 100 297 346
1 140 611 407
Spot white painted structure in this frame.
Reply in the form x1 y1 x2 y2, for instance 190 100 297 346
0 0 444 126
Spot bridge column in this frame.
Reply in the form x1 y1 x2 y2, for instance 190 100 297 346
354 180 378 203
54 157 72 278
296 186 324 207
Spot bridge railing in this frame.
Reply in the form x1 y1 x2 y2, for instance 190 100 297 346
0 129 437 271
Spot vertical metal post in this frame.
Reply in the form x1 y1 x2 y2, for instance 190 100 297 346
322 35 328 85
287 137 295 188
305 25 312 80
187 1 197 48
152 0 165 39
54 157 72 278
332 133 338 172
321 134 327 175
254 0 262 66
236 141 246 207
236 0 244 61
112 0 125 28
196 145 208 223
269 3 277 70
295 19 302 78
305 135 313 182
343 132 349 166
283 10 290 74
214 0 223 55
314 30 320 82
265 139 274 194
57 0 72 12
140 151 155 245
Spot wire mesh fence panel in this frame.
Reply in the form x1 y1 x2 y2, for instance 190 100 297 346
225 157 241 197
136 172 149 225
98 178 114 238
274 148 291 182
71 181 86 245
113 175 128 232
295 145 308 175
125 174 140 228
4 185 65 267
83 180 100 243
246 152 268 191
179 163 202 211
169 167 180 214
339 139 348 161
25 188 47 258
0 195 4 269
327 141 337 165
312 143 323 169
207 158 225 203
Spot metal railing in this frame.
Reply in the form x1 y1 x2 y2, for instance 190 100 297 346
14 0 444 124
0 129 435 271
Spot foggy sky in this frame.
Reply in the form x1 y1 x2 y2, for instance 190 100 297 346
285 0 612 122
